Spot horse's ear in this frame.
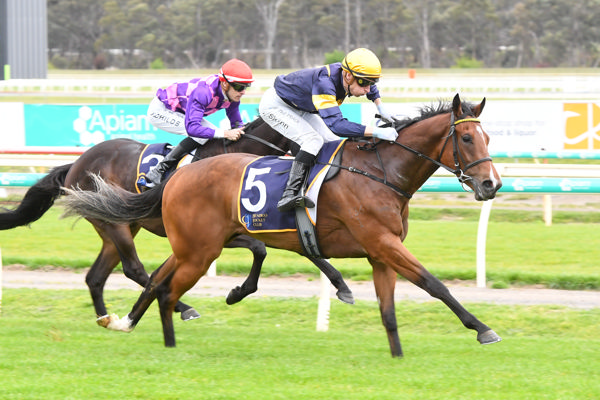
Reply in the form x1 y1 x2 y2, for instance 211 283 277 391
452 93 462 117
473 97 486 117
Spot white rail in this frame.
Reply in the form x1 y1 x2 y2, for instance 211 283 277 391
3 76 600 99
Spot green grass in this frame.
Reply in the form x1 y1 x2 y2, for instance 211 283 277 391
0 205 599 290
0 289 598 400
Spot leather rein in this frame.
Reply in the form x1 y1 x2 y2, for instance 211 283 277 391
321 114 492 199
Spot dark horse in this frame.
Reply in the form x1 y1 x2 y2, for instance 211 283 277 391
63 94 503 357
0 117 353 326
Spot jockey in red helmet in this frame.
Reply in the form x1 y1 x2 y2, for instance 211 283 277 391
141 58 254 187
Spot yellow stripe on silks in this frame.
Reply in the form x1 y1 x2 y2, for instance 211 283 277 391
454 118 480 125
313 94 342 110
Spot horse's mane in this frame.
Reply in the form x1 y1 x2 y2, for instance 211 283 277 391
243 116 266 134
397 99 478 129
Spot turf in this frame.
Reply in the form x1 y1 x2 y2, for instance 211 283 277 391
0 205 598 289
0 289 598 400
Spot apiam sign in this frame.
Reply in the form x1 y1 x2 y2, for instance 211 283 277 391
2 101 599 153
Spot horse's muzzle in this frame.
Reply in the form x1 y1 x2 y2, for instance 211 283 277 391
474 179 502 201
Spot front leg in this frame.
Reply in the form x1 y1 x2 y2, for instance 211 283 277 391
370 260 403 357
368 233 501 348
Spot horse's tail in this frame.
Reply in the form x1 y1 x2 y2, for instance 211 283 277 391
61 173 163 224
0 163 72 230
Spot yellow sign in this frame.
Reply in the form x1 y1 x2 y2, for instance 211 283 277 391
564 103 600 150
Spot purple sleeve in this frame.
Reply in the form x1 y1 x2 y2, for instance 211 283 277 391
184 85 217 139
225 101 243 128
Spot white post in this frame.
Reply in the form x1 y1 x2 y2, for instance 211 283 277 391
206 260 217 277
543 195 553 226
316 270 331 332
476 199 494 288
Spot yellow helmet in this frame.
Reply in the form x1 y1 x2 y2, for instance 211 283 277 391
341 48 381 83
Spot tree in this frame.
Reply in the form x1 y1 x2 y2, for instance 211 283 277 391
48 0 108 68
254 0 286 69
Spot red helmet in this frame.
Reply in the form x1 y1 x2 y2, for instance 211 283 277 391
219 59 254 84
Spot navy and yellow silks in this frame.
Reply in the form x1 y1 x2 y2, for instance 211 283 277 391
237 140 346 233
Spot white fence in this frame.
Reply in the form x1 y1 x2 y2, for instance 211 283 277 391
3 75 600 99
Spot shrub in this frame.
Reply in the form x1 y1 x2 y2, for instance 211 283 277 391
150 57 165 70
324 49 345 64
452 56 484 68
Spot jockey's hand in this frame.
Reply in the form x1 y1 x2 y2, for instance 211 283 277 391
377 103 394 122
372 126 398 142
224 128 245 141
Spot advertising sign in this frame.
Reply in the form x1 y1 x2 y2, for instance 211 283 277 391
22 103 361 147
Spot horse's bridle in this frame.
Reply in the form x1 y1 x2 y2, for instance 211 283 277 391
321 113 493 199
388 113 492 186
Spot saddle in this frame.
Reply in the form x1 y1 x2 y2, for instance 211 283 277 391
237 140 347 258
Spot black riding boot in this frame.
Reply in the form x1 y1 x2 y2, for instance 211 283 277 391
146 137 198 185
277 151 316 212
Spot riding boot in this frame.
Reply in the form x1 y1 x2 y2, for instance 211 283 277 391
277 151 316 212
145 137 198 186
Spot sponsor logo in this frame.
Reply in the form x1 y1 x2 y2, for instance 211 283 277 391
564 103 600 150
73 106 158 146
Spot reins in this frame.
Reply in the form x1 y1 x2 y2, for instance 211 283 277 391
326 145 413 199
317 113 491 199
233 133 290 155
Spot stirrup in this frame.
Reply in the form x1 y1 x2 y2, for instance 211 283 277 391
136 175 155 188
277 195 315 212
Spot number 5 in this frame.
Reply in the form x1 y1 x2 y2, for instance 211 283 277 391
241 167 271 212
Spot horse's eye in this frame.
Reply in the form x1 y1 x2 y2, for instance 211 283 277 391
462 134 473 143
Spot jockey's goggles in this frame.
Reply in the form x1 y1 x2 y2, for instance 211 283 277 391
354 76 378 87
224 77 251 92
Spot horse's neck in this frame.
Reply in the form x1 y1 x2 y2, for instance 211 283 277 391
382 115 451 195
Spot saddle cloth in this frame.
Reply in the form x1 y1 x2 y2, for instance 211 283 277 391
238 140 346 233
135 143 198 193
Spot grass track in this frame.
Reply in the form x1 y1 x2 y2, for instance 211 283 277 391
0 289 598 400
0 205 598 289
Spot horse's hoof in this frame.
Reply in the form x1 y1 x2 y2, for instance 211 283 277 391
226 287 243 305
336 289 355 305
106 314 134 332
226 286 256 305
96 314 113 328
478 329 502 345
180 308 201 321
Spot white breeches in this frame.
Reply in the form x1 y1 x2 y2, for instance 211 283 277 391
146 97 210 145
258 87 339 156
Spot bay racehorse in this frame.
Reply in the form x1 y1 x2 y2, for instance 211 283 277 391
0 117 353 326
63 94 503 357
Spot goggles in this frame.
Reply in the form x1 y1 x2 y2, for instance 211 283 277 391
224 76 251 92
354 76 378 87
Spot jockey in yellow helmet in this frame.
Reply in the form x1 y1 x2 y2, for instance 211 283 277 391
259 48 397 211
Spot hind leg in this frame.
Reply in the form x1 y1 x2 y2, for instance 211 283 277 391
156 257 215 347
105 255 177 332
86 240 121 326
90 221 199 324
225 235 267 304
308 256 354 304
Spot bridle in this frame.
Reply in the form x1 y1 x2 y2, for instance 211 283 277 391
392 113 492 186
322 112 492 199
